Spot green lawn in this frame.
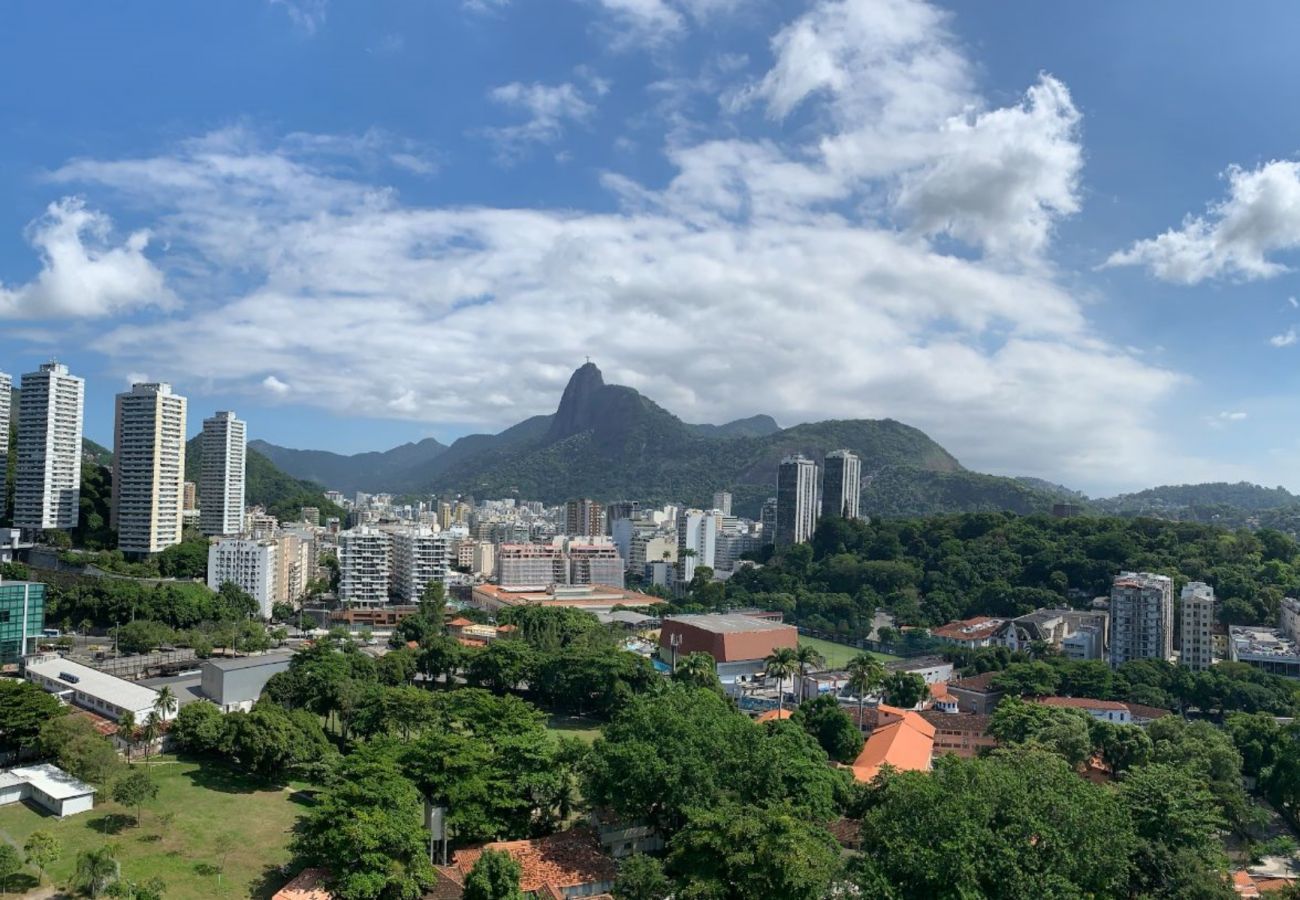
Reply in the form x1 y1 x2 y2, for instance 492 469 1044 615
546 714 603 743
799 635 898 670
0 755 310 900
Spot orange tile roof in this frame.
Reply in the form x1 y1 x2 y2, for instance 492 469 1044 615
273 868 331 900
451 828 615 895
850 711 935 782
754 708 794 723
456 638 487 648
497 624 518 632
447 617 474 627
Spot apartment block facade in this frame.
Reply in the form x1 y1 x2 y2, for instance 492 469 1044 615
1179 581 1216 671
775 454 818 547
14 363 84 531
200 411 246 536
112 383 187 554
390 526 453 601
1109 572 1174 667
208 538 278 618
338 525 392 606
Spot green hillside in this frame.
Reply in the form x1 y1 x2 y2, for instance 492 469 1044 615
184 436 345 523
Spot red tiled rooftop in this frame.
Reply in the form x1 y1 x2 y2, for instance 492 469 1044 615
273 868 331 900
451 828 615 895
1037 697 1129 712
1123 702 1172 720
850 711 935 782
754 708 794 723
447 617 474 627
948 671 1002 693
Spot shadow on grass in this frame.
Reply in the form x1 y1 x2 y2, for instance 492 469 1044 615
88 812 135 835
250 862 295 900
0 872 41 894
180 756 267 795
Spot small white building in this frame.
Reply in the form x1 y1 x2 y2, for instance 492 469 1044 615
0 763 95 817
208 537 278 619
24 655 170 723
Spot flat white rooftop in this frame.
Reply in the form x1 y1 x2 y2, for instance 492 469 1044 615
25 655 160 712
7 763 95 800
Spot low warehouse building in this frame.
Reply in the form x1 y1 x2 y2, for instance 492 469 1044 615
24 655 168 723
0 763 95 817
659 613 797 682
200 652 294 712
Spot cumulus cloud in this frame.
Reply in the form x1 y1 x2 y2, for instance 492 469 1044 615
0 198 172 320
483 81 600 162
12 0 1199 492
1106 160 1300 284
270 0 327 35
1207 410 1248 428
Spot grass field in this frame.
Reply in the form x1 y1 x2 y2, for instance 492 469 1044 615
0 756 309 900
799 636 899 669
546 714 603 743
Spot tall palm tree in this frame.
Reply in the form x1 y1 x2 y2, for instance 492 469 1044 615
153 685 178 720
74 845 118 898
116 712 137 762
764 647 799 716
140 712 163 763
793 644 825 706
674 652 717 689
846 654 887 731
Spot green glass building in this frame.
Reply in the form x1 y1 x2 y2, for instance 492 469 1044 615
0 581 45 665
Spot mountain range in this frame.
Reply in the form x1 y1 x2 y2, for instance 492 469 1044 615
252 363 1057 517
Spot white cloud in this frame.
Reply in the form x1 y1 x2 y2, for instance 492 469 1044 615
1207 410 1248 428
270 0 327 35
1289 295 1298 308
483 81 600 162
13 0 1203 493
1106 160 1300 284
1271 328 1297 347
0 198 173 320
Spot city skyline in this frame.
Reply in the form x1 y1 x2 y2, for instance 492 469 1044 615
9 2 1300 495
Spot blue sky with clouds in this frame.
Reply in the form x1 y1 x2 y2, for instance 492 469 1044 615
6 0 1300 496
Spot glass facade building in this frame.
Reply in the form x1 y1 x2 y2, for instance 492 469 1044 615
0 581 45 665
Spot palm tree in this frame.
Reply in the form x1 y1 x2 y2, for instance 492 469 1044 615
74 845 118 898
764 647 799 716
116 712 137 762
846 654 887 731
140 712 163 763
674 652 717 689
153 685 178 720
793 644 825 706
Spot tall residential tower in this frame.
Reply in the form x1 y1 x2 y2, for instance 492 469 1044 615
0 372 10 490
821 449 862 519
1108 572 1174 668
775 454 817 547
200 411 246 536
14 362 84 531
112 383 188 554
1179 581 1216 672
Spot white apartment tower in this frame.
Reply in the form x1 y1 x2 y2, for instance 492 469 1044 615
775 454 818 547
390 526 452 602
1179 581 1216 672
111 383 187 554
200 411 246 536
14 363 84 531
1109 572 1174 668
711 492 733 517
338 525 391 606
0 372 9 489
677 509 720 583
207 537 278 619
822 449 862 519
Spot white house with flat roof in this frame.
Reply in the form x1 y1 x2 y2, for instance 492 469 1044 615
0 763 95 817
24 655 170 723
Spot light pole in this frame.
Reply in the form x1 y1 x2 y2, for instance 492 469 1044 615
669 632 682 673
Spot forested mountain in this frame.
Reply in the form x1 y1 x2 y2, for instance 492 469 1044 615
249 437 448 496
183 437 345 523
1096 482 1299 515
249 363 1056 516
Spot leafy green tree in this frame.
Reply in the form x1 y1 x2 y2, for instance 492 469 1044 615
270 600 296 623
0 843 21 896
462 848 524 900
668 801 842 900
1120 763 1229 896
851 749 1132 898
170 701 227 755
613 853 671 900
763 647 799 715
1091 721 1153 776
466 640 536 693
881 671 928 709
991 661 1060 697
38 715 123 784
291 753 434 900
156 538 209 578
115 711 138 761
376 646 419 686
23 830 59 886
791 693 862 763
0 678 65 751
112 770 159 827
496 605 602 651
114 620 172 655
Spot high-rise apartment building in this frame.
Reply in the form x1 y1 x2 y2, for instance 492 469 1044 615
677 509 720 582
496 544 568 588
14 362 84 531
569 543 625 588
821 449 862 519
1179 581 1216 672
565 498 606 536
0 372 10 487
711 492 733 517
760 497 777 545
200 411 246 536
338 525 391 606
208 537 278 618
775 455 817 547
112 383 188 554
275 529 314 604
1283 597 1300 643
390 526 452 601
1109 572 1174 667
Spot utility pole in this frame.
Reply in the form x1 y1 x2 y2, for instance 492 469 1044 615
669 632 681 673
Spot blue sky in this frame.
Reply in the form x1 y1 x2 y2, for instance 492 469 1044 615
5 0 1300 496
